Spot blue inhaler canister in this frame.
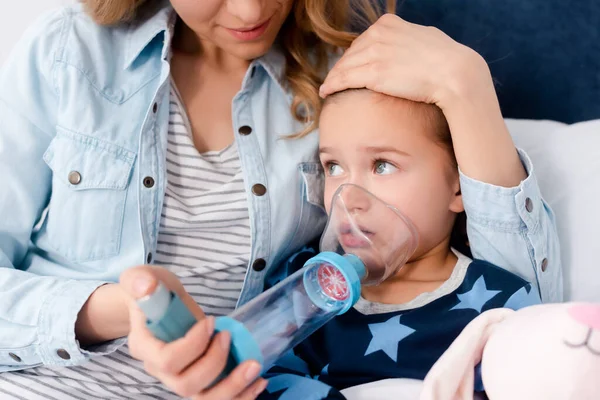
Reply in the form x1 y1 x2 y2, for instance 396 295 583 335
136 282 196 343
137 184 418 382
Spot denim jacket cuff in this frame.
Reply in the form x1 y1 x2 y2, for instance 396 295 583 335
81 338 127 357
37 279 112 366
459 148 542 233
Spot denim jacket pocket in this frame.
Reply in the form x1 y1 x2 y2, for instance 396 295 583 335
42 127 136 262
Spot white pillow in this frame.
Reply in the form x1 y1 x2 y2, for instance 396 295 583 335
506 118 600 302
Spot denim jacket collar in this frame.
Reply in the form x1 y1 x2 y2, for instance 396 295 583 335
123 0 174 70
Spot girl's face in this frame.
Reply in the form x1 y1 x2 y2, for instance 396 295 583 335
170 0 295 60
319 91 464 260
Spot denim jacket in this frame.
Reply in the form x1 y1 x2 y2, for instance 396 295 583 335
0 3 561 372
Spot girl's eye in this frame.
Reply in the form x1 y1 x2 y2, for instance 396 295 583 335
326 163 344 177
374 160 397 175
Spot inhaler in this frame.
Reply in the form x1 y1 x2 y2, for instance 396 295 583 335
137 184 418 382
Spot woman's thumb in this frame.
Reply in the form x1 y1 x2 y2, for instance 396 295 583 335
119 266 159 300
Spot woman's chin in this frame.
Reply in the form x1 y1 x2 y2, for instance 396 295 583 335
221 34 278 61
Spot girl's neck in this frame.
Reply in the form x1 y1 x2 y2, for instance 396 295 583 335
361 238 458 305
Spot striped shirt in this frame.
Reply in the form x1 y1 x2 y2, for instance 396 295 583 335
155 81 251 316
0 83 252 399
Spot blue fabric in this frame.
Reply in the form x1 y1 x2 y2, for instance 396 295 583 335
395 0 600 123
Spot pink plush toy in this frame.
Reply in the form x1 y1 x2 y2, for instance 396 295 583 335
420 303 600 400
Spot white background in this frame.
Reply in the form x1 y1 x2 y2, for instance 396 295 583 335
0 0 71 64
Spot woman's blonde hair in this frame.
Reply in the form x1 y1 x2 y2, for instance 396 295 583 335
80 0 396 137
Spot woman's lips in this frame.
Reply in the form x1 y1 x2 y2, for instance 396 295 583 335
226 18 272 41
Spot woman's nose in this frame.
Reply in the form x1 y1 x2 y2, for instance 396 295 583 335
568 304 600 331
227 0 263 24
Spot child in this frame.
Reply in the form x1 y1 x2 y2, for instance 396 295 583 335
258 89 541 399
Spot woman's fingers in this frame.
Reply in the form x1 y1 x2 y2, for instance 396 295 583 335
120 265 206 320
322 54 408 100
127 303 168 361
119 265 160 299
320 21 406 97
120 266 173 361
148 331 233 398
178 331 233 392
143 317 216 375
320 50 383 97
141 330 264 399
195 361 264 400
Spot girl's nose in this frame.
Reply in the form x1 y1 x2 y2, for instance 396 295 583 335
339 184 371 213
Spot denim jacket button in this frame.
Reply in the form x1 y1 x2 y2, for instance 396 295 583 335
541 258 549 272
56 349 71 360
8 353 21 362
152 103 158 113
239 125 252 136
252 258 267 272
252 258 266 272
68 171 81 185
252 184 267 196
525 197 534 213
143 176 155 188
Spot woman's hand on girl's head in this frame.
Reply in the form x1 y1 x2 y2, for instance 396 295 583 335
119 266 268 400
319 13 492 110
320 13 526 188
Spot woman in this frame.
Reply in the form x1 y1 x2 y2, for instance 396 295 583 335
0 0 560 399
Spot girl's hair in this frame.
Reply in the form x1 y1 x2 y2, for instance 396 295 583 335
80 0 396 137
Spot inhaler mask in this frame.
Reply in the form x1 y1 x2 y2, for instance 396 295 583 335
319 183 419 287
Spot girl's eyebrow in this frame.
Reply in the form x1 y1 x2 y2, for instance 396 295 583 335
319 146 412 157
362 146 412 157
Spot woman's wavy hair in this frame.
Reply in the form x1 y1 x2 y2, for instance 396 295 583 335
80 0 396 137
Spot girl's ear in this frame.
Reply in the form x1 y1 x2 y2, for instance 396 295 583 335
449 178 464 214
